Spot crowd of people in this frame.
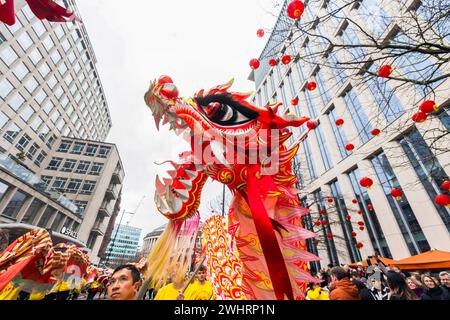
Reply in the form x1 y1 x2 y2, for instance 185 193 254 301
307 258 450 300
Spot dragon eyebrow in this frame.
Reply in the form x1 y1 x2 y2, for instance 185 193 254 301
194 93 260 119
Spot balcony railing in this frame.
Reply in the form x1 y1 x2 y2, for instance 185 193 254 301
99 201 114 217
105 185 120 200
0 152 78 214
111 168 124 184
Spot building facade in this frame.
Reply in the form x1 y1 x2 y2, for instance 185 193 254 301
140 224 166 259
104 224 142 268
251 0 450 269
0 0 124 263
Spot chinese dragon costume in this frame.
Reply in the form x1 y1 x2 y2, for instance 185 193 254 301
144 76 320 300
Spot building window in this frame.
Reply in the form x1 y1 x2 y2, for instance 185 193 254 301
327 106 350 159
29 48 43 65
87 232 98 250
42 36 55 52
38 125 50 141
315 69 332 107
38 62 50 78
24 76 39 94
74 200 88 217
34 150 47 167
399 130 450 231
37 207 56 228
0 46 19 66
32 20 46 37
3 123 21 143
371 152 430 255
57 140 72 152
26 143 39 160
98 146 111 158
66 179 82 193
75 161 90 174
20 105 34 123
89 162 103 176
329 180 361 262
50 212 65 231
61 159 77 172
80 180 96 195
42 100 54 114
310 191 338 266
347 168 392 258
71 142 85 155
2 190 28 219
50 50 61 64
51 177 67 192
84 144 98 157
47 157 63 170
342 88 373 144
0 111 10 130
0 78 14 100
15 133 31 151
21 199 44 224
46 134 57 149
8 93 25 111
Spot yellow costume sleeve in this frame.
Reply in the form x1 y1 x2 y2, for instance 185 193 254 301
154 284 180 300
0 283 21 300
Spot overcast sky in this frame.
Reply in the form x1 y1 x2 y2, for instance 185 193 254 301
75 0 280 245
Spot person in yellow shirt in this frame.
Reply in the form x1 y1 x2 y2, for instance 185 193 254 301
306 283 330 300
153 274 185 300
184 265 214 300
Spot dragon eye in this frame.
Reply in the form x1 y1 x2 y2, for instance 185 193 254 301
195 94 259 127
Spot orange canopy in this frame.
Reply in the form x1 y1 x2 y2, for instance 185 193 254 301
349 257 396 268
391 250 450 270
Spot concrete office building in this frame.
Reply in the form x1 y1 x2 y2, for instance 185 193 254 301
250 0 450 269
0 0 124 263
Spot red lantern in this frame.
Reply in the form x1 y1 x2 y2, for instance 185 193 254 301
441 180 450 192
345 143 355 152
281 55 292 65
327 233 333 239
359 226 365 231
287 0 305 19
390 188 403 200
351 231 357 238
315 221 321 226
367 204 374 211
327 198 334 203
269 58 278 67
346 214 351 221
357 210 363 215
352 199 358 204
335 118 344 126
292 97 299 106
435 194 450 207
419 100 439 114
357 221 365 226
371 128 381 136
356 242 364 249
249 58 260 70
256 29 265 38
378 65 393 78
319 209 326 215
321 219 328 225
306 120 318 130
359 177 373 189
306 81 317 91
412 111 427 123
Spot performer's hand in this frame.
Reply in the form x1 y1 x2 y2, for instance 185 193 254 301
176 291 184 300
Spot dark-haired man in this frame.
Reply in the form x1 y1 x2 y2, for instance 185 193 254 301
329 266 360 300
107 265 141 300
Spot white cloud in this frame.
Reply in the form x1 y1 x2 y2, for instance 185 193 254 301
76 0 280 244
